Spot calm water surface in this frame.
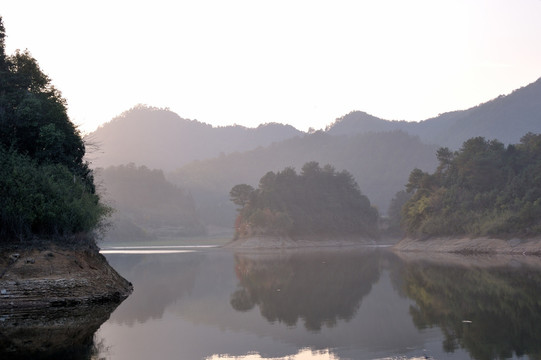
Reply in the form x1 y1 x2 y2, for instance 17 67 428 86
88 246 541 360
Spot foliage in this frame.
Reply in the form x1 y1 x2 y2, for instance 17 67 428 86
385 190 412 236
0 17 106 241
96 164 205 240
402 134 541 237
172 130 437 227
230 162 379 238
0 148 109 240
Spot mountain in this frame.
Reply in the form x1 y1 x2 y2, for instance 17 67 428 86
87 78 540 232
168 131 438 226
86 105 303 171
327 77 541 149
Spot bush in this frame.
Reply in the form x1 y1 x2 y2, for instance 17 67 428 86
0 148 110 241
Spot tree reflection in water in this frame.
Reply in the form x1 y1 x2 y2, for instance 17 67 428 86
230 249 381 331
393 255 541 360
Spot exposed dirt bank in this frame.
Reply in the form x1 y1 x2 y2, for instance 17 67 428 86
0 242 132 309
393 249 541 269
393 236 541 255
223 236 377 250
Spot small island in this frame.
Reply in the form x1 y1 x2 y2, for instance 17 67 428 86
0 15 131 326
227 161 379 248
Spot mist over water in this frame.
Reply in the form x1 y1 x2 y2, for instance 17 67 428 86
87 247 541 360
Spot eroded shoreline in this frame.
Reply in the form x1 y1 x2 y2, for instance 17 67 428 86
0 242 132 309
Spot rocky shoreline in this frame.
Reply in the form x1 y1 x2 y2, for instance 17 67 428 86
0 241 132 357
392 236 541 255
0 242 132 309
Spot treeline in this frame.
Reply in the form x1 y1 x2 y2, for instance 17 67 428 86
96 164 205 241
0 18 108 241
230 162 378 239
171 130 437 227
402 133 541 237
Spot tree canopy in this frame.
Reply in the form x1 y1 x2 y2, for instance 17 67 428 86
0 17 107 241
402 133 541 237
230 162 379 239
96 164 205 240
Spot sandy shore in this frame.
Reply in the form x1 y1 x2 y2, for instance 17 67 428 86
392 236 541 255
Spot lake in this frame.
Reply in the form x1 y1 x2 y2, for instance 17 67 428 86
90 245 541 360
4 244 541 359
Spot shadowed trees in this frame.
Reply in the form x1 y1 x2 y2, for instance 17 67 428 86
230 162 379 239
0 17 108 241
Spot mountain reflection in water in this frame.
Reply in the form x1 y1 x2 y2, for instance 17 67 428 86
91 248 541 360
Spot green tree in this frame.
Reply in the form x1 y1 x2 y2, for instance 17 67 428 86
230 162 379 239
0 17 107 241
402 134 541 237
229 184 255 208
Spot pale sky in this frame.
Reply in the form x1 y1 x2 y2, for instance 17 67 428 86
2 0 541 133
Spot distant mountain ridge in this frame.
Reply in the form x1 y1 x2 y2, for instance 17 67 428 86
87 77 541 230
326 77 541 148
169 131 438 225
88 77 541 172
87 105 303 170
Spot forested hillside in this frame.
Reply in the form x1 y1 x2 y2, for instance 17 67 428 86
0 17 108 242
96 164 205 242
327 77 541 149
87 105 302 171
84 71 541 237
402 133 541 238
169 131 438 226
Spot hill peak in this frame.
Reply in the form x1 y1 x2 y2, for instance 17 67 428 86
88 106 303 170
325 76 541 148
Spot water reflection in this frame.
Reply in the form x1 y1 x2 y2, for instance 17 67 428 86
230 249 380 331
392 253 541 360
206 348 340 359
94 248 541 359
104 252 204 325
0 303 119 360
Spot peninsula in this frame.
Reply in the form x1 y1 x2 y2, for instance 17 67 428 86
0 17 131 312
394 134 541 254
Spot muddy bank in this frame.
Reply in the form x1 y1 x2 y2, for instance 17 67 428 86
223 235 377 250
393 236 541 255
0 242 132 309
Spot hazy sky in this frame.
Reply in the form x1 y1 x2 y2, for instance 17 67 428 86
2 0 541 133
